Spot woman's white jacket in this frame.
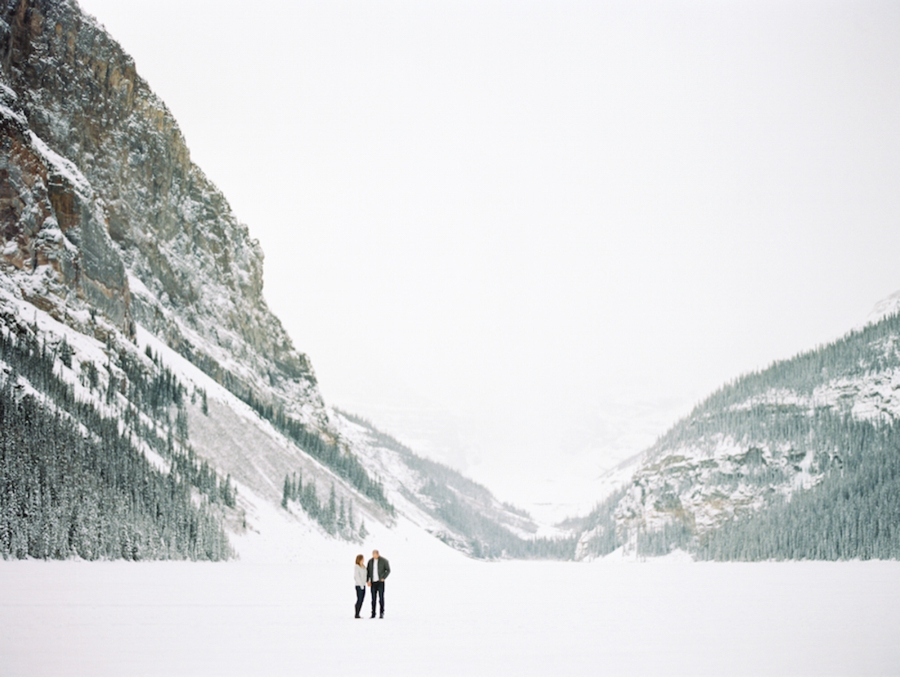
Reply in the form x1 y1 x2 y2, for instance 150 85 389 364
354 564 367 588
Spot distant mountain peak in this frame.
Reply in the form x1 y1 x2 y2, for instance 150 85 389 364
862 289 900 328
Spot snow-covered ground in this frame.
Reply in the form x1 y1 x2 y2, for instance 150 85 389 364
1 558 898 675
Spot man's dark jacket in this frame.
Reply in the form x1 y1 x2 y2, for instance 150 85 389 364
367 556 391 582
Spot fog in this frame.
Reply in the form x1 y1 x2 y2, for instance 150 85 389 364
78 0 900 515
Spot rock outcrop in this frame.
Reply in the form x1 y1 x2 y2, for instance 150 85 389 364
1 77 130 338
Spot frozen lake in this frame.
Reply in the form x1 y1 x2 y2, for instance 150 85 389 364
1 558 899 675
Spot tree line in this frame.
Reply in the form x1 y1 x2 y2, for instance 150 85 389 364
246 394 393 513
281 471 368 541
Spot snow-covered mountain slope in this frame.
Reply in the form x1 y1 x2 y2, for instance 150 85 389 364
0 0 569 561
0 262 561 561
0 276 473 562
575 302 900 561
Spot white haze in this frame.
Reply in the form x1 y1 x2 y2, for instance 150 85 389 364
77 0 900 516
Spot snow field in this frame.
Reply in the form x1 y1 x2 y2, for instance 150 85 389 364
1 559 898 675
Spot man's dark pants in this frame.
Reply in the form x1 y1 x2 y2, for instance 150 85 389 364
371 581 385 617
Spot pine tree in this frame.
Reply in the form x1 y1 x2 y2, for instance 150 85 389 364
323 484 337 534
303 480 319 518
292 472 301 501
58 337 73 368
282 475 291 509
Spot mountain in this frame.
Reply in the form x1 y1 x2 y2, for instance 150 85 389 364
6 0 892 566
574 301 900 561
0 0 570 561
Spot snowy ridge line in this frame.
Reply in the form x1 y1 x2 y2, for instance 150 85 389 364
725 369 900 423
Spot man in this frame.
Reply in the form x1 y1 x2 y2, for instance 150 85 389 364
366 549 390 619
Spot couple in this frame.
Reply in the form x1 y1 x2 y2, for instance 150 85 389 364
353 550 390 619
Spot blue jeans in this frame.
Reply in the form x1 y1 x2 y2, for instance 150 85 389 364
355 586 366 617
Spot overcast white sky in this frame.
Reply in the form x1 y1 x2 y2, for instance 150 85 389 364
79 0 900 516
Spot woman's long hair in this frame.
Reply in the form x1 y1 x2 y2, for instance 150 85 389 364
355 554 364 567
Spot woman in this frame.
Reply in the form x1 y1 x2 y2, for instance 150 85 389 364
353 554 367 618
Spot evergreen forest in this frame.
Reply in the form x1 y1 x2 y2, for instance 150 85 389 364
0 320 235 560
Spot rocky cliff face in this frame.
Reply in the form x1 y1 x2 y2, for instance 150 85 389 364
1 0 320 427
1 78 130 338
